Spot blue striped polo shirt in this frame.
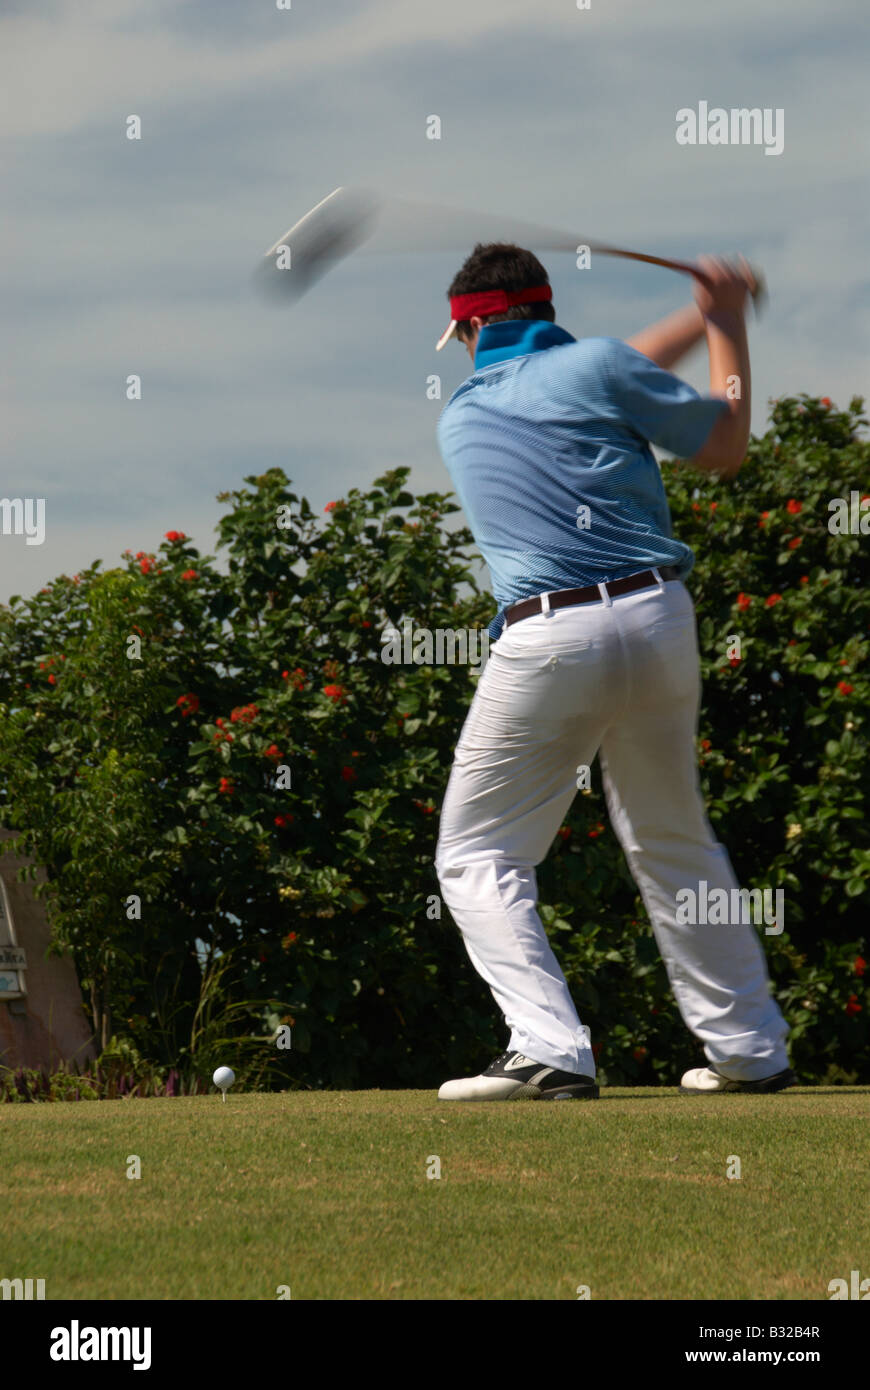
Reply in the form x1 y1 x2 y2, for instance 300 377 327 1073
436 320 727 640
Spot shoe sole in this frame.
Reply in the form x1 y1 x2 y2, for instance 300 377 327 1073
679 1068 797 1095
538 1083 599 1101
439 1080 600 1102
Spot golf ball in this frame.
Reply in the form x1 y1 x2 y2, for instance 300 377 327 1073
213 1066 235 1090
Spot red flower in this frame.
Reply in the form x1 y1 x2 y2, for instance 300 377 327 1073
180 568 198 581
361 620 372 628
691 502 700 512
788 639 797 646
274 814 294 828
557 826 572 841
139 557 154 575
701 739 711 751
230 703 259 724
632 1047 648 1062
592 1043 603 1059
587 822 604 839
845 994 862 1017
323 683 348 704
854 957 866 978
213 731 233 744
165 530 186 542
285 932 298 945
758 511 770 527
788 537 802 550
341 765 357 782
215 717 224 727
820 397 831 408
709 502 718 512
786 499 802 515
765 594 783 608
729 657 741 667
176 692 200 717
289 668 306 690
836 681 854 696
264 744 284 761
737 592 752 611
324 501 338 512
281 670 289 680
218 777 235 796
800 576 809 585
47 674 57 685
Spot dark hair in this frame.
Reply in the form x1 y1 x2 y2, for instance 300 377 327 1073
447 243 556 343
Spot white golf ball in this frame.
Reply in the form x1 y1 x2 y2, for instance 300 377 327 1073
213 1066 235 1090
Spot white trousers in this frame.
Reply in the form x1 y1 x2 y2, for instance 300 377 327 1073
435 577 789 1082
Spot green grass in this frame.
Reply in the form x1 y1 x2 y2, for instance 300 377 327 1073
1 1087 867 1300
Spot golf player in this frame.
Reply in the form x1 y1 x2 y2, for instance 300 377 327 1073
433 242 793 1100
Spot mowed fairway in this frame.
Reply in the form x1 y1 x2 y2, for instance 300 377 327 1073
1 1087 867 1300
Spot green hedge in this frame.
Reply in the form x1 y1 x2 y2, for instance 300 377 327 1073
0 394 867 1087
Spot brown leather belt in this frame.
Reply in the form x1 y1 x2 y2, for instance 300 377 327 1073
504 567 680 628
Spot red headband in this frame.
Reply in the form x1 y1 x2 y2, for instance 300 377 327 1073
449 284 553 320
436 283 553 351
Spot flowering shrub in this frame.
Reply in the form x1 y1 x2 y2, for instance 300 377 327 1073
0 398 867 1086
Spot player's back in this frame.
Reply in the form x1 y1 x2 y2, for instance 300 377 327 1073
436 320 725 637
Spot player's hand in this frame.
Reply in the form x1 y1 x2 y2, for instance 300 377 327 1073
692 255 757 318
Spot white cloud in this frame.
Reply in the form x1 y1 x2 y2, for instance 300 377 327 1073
2 0 867 605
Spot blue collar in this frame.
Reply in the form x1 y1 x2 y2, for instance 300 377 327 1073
474 320 576 369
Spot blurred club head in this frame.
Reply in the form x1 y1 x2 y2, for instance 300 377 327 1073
254 186 384 305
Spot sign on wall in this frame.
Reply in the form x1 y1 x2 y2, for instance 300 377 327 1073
0 877 26 1001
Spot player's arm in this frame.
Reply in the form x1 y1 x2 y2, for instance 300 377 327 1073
689 257 754 480
625 303 705 370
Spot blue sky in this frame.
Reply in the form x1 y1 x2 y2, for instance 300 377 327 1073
2 0 867 602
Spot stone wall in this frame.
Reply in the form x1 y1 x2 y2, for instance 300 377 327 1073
0 829 97 1073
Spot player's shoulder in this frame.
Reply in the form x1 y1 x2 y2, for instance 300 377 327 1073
558 335 639 364
438 376 475 421
540 336 636 398
437 377 478 444
547 335 634 375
